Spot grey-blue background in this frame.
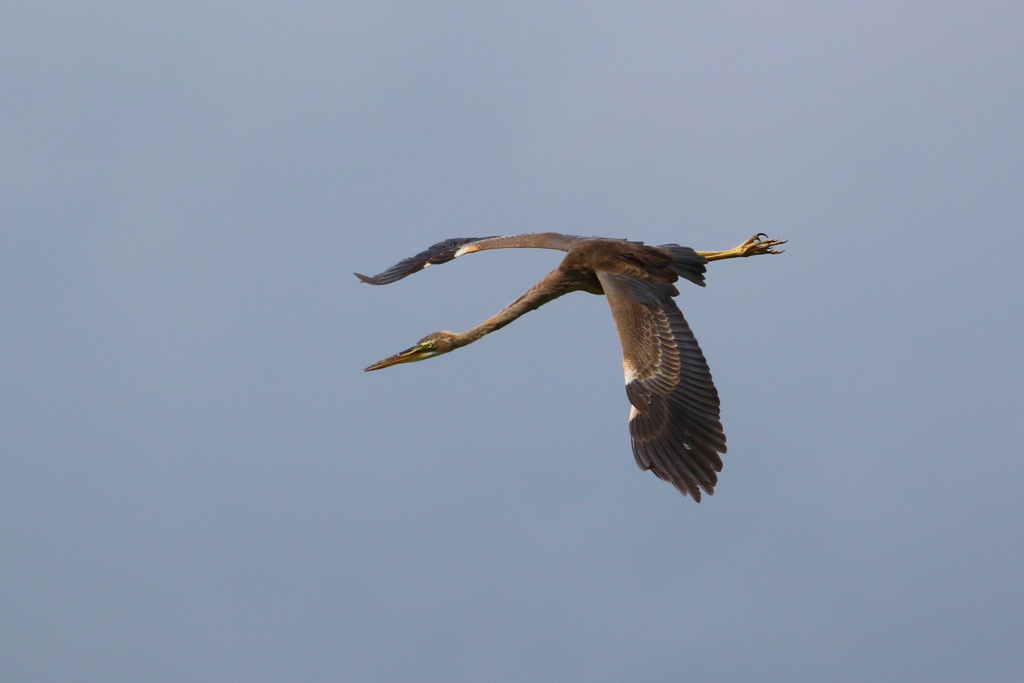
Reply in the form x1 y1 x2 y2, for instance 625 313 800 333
4 2 1022 681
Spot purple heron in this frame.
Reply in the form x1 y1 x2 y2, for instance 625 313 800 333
358 232 784 501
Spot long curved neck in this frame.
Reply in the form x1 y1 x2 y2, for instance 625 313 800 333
453 268 576 347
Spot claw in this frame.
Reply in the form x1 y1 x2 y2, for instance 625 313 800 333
738 234 786 257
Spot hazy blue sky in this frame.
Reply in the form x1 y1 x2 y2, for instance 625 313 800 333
3 2 1023 681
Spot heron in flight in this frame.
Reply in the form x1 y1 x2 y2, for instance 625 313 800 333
357 232 784 501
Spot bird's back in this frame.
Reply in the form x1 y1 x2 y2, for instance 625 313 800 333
561 239 687 290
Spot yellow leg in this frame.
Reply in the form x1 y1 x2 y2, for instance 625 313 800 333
697 233 786 262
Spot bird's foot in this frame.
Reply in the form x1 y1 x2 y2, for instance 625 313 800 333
698 233 786 261
736 233 786 257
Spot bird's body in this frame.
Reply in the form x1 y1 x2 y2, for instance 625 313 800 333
358 232 784 501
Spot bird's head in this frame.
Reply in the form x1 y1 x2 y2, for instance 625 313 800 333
363 331 461 371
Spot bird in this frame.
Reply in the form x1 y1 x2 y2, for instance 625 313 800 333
357 232 785 501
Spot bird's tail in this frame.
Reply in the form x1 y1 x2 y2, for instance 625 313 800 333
656 244 707 287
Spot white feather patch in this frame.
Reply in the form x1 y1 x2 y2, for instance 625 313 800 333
623 362 639 385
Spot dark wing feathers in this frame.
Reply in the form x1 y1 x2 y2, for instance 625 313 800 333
355 233 587 286
354 236 498 285
596 272 725 501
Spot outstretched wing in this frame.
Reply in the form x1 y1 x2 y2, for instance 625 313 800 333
355 233 584 285
354 237 497 285
596 272 725 501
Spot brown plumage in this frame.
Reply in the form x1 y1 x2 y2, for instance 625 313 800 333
358 232 784 501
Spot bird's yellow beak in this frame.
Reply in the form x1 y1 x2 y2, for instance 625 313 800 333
364 342 434 372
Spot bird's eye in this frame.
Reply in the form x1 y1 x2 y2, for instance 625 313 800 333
421 341 435 350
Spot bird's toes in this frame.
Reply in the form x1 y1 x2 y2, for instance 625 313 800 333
743 234 787 256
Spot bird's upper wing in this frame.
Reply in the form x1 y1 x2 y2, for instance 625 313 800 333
596 272 726 501
355 233 584 285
